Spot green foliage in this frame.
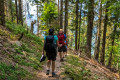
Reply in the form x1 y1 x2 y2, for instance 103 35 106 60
25 33 43 45
0 62 30 80
9 42 43 70
63 55 92 80
6 21 26 35
41 2 58 27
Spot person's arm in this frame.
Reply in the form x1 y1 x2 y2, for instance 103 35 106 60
56 35 59 47
42 40 45 55
57 40 59 47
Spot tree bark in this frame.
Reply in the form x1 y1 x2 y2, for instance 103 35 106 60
94 0 102 61
75 0 79 51
10 0 13 22
15 0 19 24
37 3 39 35
64 0 68 34
60 0 63 29
0 0 5 26
86 0 94 58
58 0 60 28
100 1 109 65
78 3 82 50
31 20 36 34
18 0 23 25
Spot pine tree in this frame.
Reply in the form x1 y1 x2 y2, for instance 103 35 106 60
86 0 94 58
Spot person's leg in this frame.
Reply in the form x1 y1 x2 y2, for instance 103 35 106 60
47 60 51 70
46 52 52 75
59 52 62 59
62 46 66 59
52 61 55 72
58 46 63 61
63 46 66 58
51 52 58 77
46 60 51 75
66 49 67 56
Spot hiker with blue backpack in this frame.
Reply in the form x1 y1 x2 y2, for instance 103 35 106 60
63 38 67 57
42 28 59 77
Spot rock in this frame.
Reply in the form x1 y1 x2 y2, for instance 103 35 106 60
63 77 73 80
10 48 16 52
0 43 3 47
15 41 22 47
10 41 22 47
0 40 3 42
0 57 2 60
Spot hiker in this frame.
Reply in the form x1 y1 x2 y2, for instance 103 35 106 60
43 28 59 77
57 29 65 62
63 38 68 57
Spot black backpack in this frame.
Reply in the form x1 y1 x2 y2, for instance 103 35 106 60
44 35 55 53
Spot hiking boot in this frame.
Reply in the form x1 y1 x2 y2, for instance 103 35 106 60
52 72 58 77
46 70 50 75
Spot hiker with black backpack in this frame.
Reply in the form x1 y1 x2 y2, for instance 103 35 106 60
57 29 65 62
42 28 59 77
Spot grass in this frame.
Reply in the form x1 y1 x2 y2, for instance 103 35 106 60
0 62 32 80
9 42 43 70
0 21 45 79
63 55 96 80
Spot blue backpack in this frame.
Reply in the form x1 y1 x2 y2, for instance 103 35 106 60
64 34 67 40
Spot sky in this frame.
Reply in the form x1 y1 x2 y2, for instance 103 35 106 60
24 0 58 34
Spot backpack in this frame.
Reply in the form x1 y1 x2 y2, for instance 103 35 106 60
57 32 64 45
64 34 67 40
44 35 55 53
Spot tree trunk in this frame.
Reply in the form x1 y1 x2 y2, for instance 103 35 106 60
18 0 23 25
37 3 39 35
58 0 59 28
78 3 82 50
100 1 109 65
15 0 18 24
86 0 94 58
0 0 5 26
60 0 63 29
5 0 10 20
10 0 13 22
31 20 36 34
94 0 102 61
64 0 68 34
75 0 79 51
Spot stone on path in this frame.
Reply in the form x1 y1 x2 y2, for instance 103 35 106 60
0 43 3 47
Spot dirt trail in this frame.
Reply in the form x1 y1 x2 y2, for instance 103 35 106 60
36 54 65 80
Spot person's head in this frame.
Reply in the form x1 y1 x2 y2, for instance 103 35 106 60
49 28 54 35
59 29 63 33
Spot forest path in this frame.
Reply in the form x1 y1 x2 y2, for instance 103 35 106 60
36 53 66 80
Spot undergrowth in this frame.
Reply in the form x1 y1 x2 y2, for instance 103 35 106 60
63 55 98 80
0 62 32 80
0 21 45 79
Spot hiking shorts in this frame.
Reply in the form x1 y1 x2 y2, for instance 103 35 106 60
58 45 64 52
63 45 67 52
46 50 57 61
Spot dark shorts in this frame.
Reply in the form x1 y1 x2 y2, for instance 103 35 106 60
46 50 57 61
58 46 63 52
63 45 67 52
58 45 67 52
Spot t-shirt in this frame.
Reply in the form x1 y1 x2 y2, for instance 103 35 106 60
44 35 58 45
